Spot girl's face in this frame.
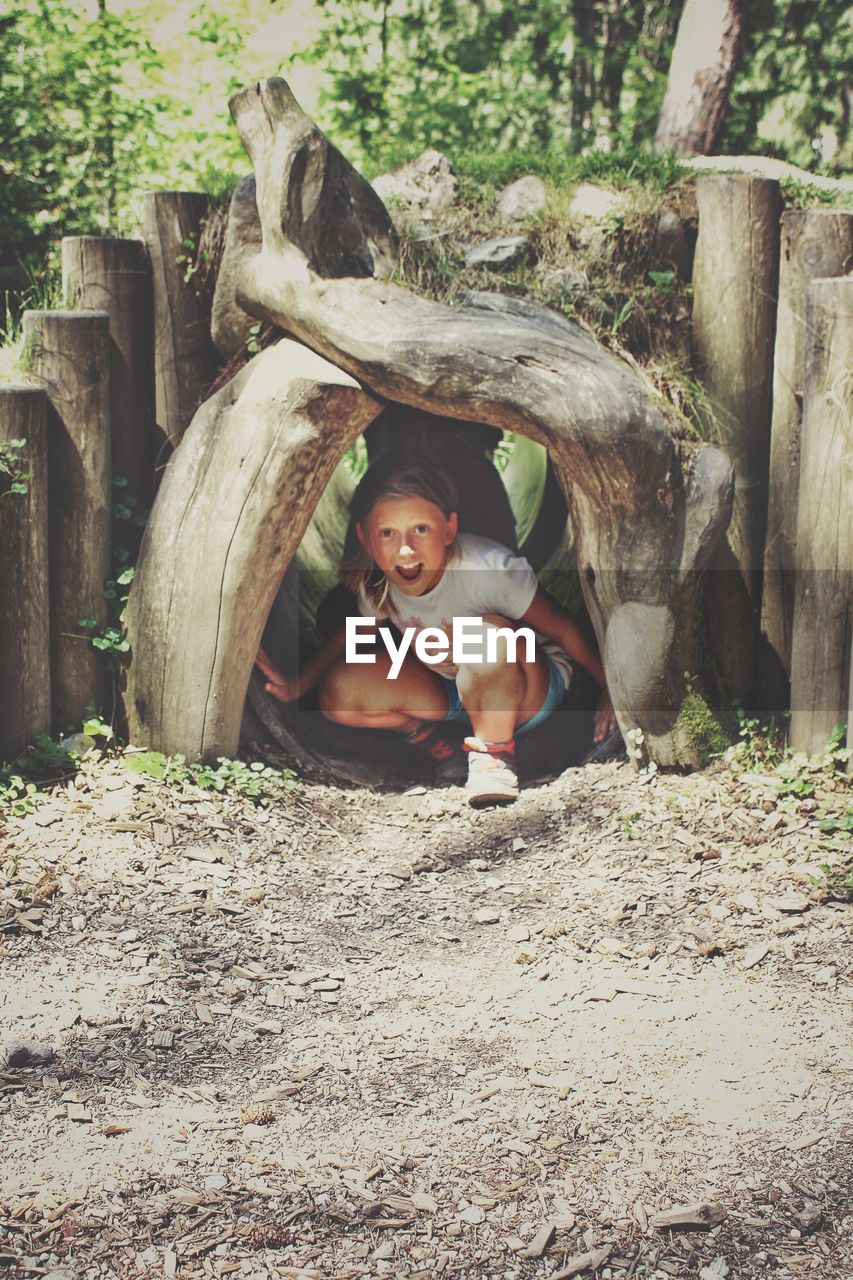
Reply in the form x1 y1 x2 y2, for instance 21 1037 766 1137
357 496 458 596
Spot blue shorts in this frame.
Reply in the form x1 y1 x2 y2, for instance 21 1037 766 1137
442 655 568 735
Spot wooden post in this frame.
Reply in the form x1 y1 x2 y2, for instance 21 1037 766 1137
692 174 782 704
789 277 852 757
124 340 382 760
61 236 156 506
140 192 218 446
0 387 50 761
22 310 112 730
762 210 853 692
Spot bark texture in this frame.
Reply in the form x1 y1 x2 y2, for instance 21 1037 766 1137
22 311 112 728
692 174 781 706
654 0 743 157
789 277 852 757
141 193 218 446
0 387 50 761
124 340 383 760
221 78 734 767
61 236 157 505
762 210 853 691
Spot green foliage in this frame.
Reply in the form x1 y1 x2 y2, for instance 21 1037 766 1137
293 0 679 167
722 0 852 173
727 714 851 802
0 1 165 290
0 436 32 501
124 750 295 803
0 709 116 815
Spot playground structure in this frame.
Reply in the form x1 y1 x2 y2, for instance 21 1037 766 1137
1 79 850 776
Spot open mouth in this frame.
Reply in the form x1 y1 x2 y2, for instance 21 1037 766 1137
395 563 423 584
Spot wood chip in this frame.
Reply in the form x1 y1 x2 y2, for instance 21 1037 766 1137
551 1243 613 1278
742 943 771 970
650 1201 727 1229
522 1222 556 1257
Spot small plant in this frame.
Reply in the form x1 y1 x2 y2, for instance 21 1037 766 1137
0 437 33 501
0 773 39 817
123 751 295 804
725 706 787 775
621 810 642 839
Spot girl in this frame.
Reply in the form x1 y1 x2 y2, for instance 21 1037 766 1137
256 453 616 805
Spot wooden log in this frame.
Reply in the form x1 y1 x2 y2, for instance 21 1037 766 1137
22 310 112 730
220 78 735 768
692 174 782 704
0 387 50 761
124 339 383 760
789 276 853 757
761 210 853 690
140 192 218 446
61 236 157 506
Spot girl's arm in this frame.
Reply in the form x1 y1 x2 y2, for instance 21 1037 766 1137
256 630 348 703
521 586 617 742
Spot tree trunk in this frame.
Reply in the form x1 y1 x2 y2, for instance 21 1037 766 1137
62 236 157 508
762 210 853 701
654 0 743 157
221 78 734 768
140 192 219 448
21 310 112 730
692 174 781 707
0 387 50 761
789 277 852 757
124 340 383 760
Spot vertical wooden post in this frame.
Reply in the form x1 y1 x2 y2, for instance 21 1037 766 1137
61 236 156 506
692 174 782 704
22 310 112 730
789 276 852 757
762 210 853 693
140 192 218 446
0 387 50 761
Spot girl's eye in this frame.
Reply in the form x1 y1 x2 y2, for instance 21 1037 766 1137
378 528 395 539
414 525 430 536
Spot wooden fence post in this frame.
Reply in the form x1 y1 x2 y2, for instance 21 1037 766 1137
0 387 50 761
692 174 782 705
762 209 853 698
140 192 218 447
62 236 156 507
789 276 852 756
22 310 112 730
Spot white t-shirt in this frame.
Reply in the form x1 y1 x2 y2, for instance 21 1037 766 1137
358 533 572 686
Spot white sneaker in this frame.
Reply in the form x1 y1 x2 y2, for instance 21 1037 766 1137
464 737 519 806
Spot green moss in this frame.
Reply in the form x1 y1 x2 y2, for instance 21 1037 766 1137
674 691 733 767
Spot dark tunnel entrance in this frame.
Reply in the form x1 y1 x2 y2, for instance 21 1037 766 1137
244 407 605 786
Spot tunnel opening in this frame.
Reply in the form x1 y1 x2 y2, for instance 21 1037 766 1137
244 405 607 786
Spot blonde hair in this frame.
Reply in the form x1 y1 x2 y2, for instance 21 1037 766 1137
341 452 459 610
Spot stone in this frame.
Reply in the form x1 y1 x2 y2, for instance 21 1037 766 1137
372 1241 394 1260
372 150 457 221
497 175 547 222
474 908 501 925
211 175 264 362
652 206 692 280
568 183 625 221
464 237 535 270
3 1039 55 1069
542 265 587 293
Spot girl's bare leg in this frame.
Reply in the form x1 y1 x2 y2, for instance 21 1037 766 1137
455 616 550 743
320 653 449 732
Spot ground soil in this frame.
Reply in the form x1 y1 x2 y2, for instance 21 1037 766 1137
1 753 850 1280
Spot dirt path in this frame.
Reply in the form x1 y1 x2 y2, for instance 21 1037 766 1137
1 755 850 1280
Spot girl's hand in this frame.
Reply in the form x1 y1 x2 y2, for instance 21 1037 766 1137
256 648 302 703
594 688 618 744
